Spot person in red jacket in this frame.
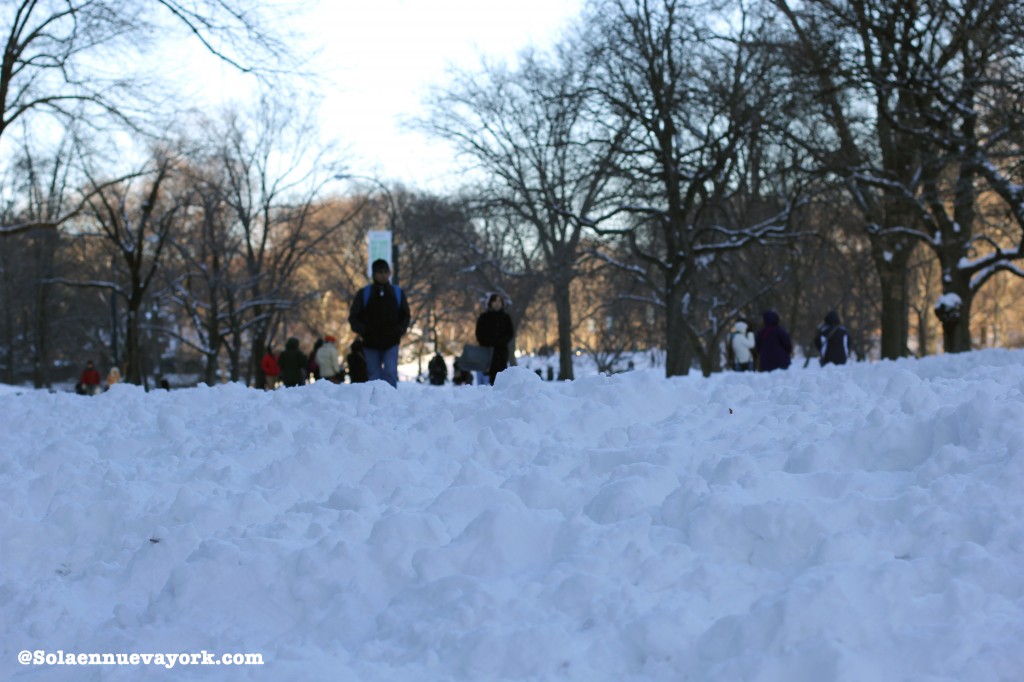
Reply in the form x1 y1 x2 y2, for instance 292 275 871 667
77 360 102 395
261 345 280 390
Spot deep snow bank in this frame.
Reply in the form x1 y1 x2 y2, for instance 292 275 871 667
2 351 1023 680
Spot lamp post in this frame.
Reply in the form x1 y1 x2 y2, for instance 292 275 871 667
334 174 399 285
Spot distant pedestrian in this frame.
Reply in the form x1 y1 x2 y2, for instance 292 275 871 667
348 259 410 387
452 359 473 386
261 345 280 390
755 309 793 372
428 353 447 385
728 319 757 372
815 310 850 366
278 337 308 387
316 336 342 383
346 339 369 383
475 293 515 386
76 360 101 395
105 366 121 389
307 338 323 381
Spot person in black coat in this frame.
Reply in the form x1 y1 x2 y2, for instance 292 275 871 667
346 339 369 384
755 309 793 372
278 337 307 387
427 353 447 385
348 259 411 387
475 293 515 386
815 310 850 366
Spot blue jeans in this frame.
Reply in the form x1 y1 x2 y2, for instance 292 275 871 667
363 345 399 387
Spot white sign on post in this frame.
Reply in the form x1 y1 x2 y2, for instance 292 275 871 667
366 231 392 278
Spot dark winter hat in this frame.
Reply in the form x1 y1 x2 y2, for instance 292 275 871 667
825 310 840 325
372 259 391 274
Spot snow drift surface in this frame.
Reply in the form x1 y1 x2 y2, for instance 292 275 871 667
2 350 1023 681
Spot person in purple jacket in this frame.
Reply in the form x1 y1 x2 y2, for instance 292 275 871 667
755 309 793 372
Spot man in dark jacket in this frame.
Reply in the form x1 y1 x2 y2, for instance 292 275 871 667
427 353 447 385
755 309 793 372
278 337 308 387
815 310 849 366
346 339 369 383
348 259 410 387
475 293 515 385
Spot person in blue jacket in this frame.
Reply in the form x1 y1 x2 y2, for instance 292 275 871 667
348 259 410 387
755 309 793 372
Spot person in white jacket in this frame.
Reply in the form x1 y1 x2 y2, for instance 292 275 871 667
729 319 757 371
316 335 342 383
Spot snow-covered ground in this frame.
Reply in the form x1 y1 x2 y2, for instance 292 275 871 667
2 350 1022 680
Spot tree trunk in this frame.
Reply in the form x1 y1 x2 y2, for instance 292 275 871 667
664 286 691 377
124 307 143 384
0 236 15 384
554 283 574 381
30 231 57 388
247 294 270 387
253 348 266 388
1 306 11 384
204 354 218 385
915 307 930 357
252 333 268 389
32 287 50 389
935 276 973 353
229 343 241 382
695 340 714 377
203 287 222 384
872 239 915 360
681 315 717 378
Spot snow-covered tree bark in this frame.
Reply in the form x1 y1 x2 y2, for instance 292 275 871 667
586 0 799 377
773 0 1024 355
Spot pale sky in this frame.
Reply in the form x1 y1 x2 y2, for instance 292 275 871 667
197 0 585 192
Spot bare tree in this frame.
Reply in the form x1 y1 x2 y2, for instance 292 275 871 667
586 0 801 377
0 0 300 236
421 38 627 380
393 192 472 367
161 156 241 384
916 0 1024 351
69 151 182 384
210 102 349 384
771 0 1024 355
0 132 77 384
